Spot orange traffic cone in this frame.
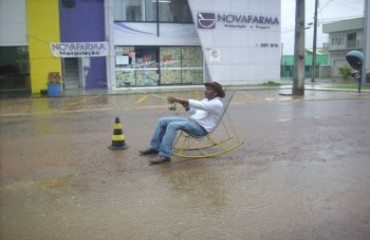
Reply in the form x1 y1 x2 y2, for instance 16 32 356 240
108 117 128 150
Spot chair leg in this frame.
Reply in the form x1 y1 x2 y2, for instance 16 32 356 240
172 132 244 159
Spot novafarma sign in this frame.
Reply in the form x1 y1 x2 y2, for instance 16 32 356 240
197 12 280 30
50 42 108 58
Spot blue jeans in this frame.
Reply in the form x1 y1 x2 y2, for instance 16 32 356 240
150 117 208 157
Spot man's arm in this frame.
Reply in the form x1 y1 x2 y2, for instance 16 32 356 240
167 96 190 111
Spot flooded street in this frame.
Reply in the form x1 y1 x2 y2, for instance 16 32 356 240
1 90 370 240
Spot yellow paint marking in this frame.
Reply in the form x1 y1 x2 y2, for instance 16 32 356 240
150 93 167 100
193 90 202 99
136 94 149 103
68 95 102 107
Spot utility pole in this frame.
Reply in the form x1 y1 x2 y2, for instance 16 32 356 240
363 0 369 86
311 0 319 82
293 0 305 95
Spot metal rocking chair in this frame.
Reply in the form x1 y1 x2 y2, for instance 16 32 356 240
172 91 244 159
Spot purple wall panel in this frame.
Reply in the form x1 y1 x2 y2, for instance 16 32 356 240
59 0 106 89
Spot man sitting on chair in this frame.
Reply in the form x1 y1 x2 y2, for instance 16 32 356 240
139 81 225 164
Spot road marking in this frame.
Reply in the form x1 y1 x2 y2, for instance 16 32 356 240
0 107 113 117
67 95 102 107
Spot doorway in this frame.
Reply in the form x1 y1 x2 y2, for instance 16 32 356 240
63 58 79 89
134 47 160 86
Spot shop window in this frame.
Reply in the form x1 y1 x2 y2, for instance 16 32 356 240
346 32 357 48
158 0 193 23
114 0 192 23
135 47 160 86
181 47 203 84
62 0 76 8
160 47 182 84
0 47 30 92
159 47 203 85
115 46 160 87
115 47 136 87
331 34 345 46
126 5 142 21
347 32 356 41
145 0 157 21
115 46 202 87
114 0 156 21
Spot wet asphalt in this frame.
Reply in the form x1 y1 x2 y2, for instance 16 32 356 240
1 89 370 240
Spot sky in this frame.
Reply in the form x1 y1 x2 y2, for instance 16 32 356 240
281 0 365 54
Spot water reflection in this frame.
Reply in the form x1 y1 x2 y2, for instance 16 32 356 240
48 98 62 109
160 166 227 209
2 91 370 240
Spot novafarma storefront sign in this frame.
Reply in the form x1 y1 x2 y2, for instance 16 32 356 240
50 42 108 58
197 12 280 30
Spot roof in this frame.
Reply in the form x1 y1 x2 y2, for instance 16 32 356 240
281 55 329 66
322 17 364 33
305 49 328 55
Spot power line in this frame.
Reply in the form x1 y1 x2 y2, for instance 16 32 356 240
281 14 362 33
318 0 334 13
281 0 364 34
319 0 364 13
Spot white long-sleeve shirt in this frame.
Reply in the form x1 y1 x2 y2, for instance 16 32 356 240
187 97 224 133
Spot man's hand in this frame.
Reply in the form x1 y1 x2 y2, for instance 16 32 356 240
167 96 177 104
167 96 189 111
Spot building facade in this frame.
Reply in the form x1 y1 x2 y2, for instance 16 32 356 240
322 17 365 78
0 0 281 95
281 53 329 78
0 0 30 93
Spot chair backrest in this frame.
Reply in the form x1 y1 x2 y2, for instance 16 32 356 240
208 91 235 134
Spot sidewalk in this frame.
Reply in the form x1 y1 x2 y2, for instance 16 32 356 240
1 78 369 99
1 87 369 118
59 79 370 96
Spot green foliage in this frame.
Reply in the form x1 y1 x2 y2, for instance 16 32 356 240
338 65 353 80
261 81 282 86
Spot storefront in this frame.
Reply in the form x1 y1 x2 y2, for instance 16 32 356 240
0 0 281 95
110 0 281 88
0 0 30 94
111 0 203 89
114 46 203 87
0 46 30 93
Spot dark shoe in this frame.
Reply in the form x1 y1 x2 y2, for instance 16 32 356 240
139 148 158 155
149 155 171 164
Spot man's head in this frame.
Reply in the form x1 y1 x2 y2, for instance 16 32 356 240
204 82 225 99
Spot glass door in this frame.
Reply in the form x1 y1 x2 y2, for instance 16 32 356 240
135 47 159 86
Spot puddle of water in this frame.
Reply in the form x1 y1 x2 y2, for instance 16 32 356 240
2 158 370 240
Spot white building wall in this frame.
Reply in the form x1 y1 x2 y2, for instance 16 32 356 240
0 0 27 46
114 22 200 46
105 0 116 89
188 0 281 84
111 0 281 86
